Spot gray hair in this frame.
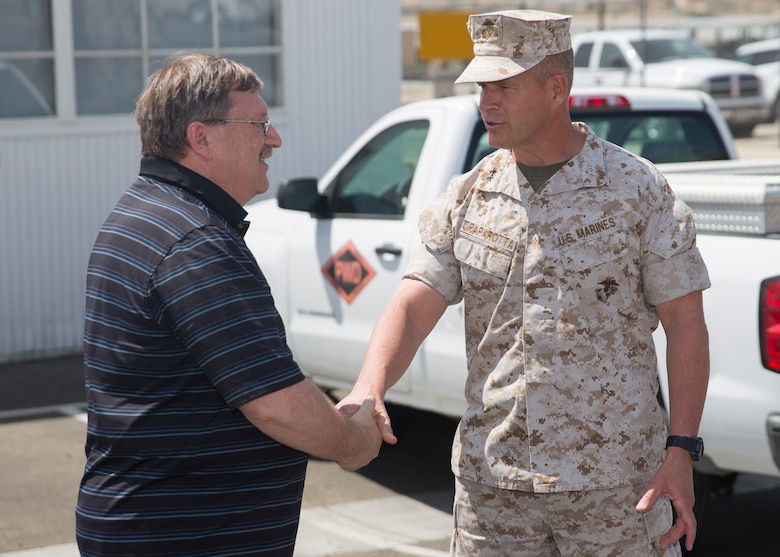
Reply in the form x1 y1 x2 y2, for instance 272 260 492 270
535 49 574 95
135 52 263 161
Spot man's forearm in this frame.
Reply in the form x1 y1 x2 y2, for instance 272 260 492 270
354 277 449 398
659 291 710 438
239 378 377 466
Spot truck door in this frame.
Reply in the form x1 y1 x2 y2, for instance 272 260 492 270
283 120 430 392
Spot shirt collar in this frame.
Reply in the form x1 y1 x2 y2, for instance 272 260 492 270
478 124 607 202
139 156 250 236
515 123 607 198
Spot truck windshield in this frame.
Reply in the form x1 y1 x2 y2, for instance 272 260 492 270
468 110 730 167
629 38 714 63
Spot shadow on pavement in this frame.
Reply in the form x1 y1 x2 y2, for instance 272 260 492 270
354 402 458 514
687 476 780 556
0 354 85 420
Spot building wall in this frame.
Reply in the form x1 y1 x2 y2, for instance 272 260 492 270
0 0 401 362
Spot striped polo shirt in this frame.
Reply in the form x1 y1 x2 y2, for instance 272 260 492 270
76 156 308 556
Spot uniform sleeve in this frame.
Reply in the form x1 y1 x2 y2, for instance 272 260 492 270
149 225 305 410
642 182 711 306
404 181 465 305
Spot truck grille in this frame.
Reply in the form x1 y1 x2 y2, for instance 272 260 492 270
706 74 762 98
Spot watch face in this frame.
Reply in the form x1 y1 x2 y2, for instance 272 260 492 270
687 437 704 461
694 437 704 459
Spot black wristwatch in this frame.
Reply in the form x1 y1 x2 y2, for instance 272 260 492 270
666 435 704 461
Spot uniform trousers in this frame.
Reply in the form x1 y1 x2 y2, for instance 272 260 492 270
451 477 681 557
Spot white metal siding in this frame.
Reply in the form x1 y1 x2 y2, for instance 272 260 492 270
272 0 402 190
0 127 140 361
0 0 401 362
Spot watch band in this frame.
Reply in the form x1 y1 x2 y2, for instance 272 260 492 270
665 435 704 461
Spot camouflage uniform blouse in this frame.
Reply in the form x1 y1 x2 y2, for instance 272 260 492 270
405 124 710 493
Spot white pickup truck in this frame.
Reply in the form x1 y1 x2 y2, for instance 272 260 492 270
571 29 770 137
244 88 780 525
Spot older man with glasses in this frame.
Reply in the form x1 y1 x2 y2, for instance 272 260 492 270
76 52 382 557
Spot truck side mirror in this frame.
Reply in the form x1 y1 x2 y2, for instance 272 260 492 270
277 177 327 216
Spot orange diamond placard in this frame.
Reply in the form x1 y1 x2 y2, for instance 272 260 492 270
322 241 376 304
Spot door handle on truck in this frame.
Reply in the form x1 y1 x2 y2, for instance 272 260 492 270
375 244 402 257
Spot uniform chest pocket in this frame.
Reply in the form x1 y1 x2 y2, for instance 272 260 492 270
454 236 512 280
558 228 633 320
559 229 628 272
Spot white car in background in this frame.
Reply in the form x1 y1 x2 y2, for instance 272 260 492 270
734 37 780 122
572 29 770 137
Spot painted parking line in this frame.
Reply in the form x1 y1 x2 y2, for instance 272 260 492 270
0 544 78 557
296 494 451 556
0 403 86 423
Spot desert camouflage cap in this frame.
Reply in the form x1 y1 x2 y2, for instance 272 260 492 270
455 9 572 84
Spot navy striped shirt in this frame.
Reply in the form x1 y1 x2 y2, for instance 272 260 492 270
76 157 308 556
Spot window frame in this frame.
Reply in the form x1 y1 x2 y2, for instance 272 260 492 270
0 0 284 121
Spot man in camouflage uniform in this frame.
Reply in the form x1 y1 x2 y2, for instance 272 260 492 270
339 9 710 556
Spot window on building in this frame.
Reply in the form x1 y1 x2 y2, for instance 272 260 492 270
0 0 55 118
72 0 282 115
0 0 282 119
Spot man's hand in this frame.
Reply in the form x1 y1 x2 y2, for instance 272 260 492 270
636 451 697 551
336 399 384 471
336 278 448 448
338 391 397 446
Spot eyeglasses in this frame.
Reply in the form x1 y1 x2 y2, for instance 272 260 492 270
213 118 271 135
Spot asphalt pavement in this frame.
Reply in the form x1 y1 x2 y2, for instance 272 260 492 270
0 355 85 421
2 354 780 556
0 355 456 557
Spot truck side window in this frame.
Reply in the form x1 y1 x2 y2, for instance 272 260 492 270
599 43 628 69
328 120 429 218
750 49 780 65
574 42 593 68
467 121 495 171
571 110 730 163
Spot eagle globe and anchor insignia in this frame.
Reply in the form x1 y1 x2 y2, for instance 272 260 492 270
479 20 497 40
